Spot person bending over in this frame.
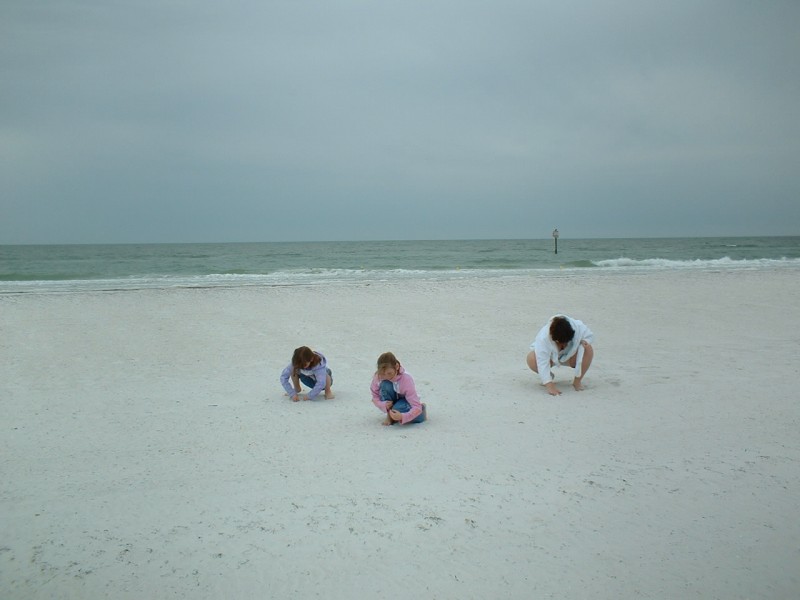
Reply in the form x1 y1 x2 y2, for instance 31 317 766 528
370 352 426 425
280 346 334 401
526 315 594 395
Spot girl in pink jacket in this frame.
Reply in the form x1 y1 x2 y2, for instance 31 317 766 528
370 352 427 426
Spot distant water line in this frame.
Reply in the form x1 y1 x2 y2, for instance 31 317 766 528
1 237 799 294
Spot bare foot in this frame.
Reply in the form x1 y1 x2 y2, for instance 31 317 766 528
325 391 336 399
382 416 394 426
572 378 585 391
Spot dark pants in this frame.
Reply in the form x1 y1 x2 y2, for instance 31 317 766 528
299 368 332 390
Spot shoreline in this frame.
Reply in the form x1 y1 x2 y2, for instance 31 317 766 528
3 260 800 296
2 269 799 599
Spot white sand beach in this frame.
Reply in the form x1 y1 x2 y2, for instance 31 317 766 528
1 269 799 599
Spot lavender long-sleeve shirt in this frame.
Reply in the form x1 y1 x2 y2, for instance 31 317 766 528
280 351 329 399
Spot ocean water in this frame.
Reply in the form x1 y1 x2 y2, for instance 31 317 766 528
1 236 799 294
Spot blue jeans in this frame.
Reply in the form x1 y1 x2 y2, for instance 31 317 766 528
299 368 332 390
379 380 426 423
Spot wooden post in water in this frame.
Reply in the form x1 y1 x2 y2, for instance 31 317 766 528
552 228 559 254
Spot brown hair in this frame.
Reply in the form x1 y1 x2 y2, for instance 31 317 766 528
549 317 575 344
292 346 320 371
376 351 400 373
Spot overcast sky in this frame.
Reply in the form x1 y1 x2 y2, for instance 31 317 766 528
2 1 798 244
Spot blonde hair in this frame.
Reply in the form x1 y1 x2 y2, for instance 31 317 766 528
376 351 400 374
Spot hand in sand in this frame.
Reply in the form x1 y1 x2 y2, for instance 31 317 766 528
545 382 561 396
380 402 398 425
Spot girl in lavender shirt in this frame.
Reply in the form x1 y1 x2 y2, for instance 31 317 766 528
280 346 334 401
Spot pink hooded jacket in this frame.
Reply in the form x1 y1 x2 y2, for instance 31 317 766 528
370 366 423 425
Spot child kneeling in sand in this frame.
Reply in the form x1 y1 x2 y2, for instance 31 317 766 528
526 314 594 396
280 346 335 401
370 352 426 425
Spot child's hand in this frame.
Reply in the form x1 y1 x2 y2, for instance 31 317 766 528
389 409 403 422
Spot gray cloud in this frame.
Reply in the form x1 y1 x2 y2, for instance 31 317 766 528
2 0 799 243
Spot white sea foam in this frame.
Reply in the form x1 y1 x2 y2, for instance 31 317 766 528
2 257 799 294
592 256 800 271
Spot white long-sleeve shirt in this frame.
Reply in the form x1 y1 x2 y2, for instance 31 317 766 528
530 315 594 384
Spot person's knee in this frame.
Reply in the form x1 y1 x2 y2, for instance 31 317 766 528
526 351 539 372
379 380 395 399
392 398 411 413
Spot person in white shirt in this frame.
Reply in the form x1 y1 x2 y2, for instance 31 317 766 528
526 314 594 396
